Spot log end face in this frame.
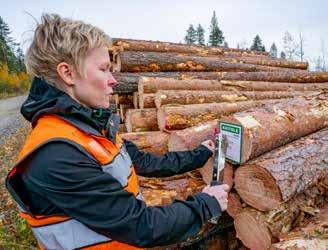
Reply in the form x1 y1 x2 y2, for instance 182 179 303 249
125 110 132 133
157 108 167 131
235 165 282 211
168 131 189 151
235 210 272 250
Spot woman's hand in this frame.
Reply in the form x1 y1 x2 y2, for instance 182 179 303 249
202 184 229 211
201 140 215 154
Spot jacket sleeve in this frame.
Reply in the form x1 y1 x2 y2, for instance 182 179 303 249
124 139 213 177
22 141 221 248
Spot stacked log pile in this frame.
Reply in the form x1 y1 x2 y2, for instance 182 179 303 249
108 38 328 249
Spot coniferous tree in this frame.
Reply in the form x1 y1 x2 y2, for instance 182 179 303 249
223 41 229 48
269 43 278 58
0 16 31 95
16 47 26 72
0 16 21 72
208 11 224 46
280 51 286 59
196 24 205 45
250 35 265 52
184 24 197 44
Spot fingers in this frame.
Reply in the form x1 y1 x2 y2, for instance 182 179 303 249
220 184 230 192
201 139 216 153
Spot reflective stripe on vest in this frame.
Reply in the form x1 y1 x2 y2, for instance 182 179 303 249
7 115 142 250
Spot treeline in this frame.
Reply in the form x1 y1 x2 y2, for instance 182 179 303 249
0 16 31 96
184 11 327 71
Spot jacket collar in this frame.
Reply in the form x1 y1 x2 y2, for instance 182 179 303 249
21 77 119 143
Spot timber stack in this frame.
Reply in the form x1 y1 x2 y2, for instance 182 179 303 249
108 38 328 249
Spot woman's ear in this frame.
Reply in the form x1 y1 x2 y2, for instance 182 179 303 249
57 62 75 87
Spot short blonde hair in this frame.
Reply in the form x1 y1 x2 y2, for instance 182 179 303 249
25 13 111 87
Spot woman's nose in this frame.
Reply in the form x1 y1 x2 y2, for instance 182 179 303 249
108 74 117 87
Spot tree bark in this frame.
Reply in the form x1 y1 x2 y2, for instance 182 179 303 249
234 184 327 250
168 120 218 151
271 239 327 250
219 80 328 92
218 93 328 164
158 99 279 131
139 171 206 206
118 51 298 73
139 77 328 95
271 204 328 250
139 93 156 109
234 128 328 211
120 131 170 155
125 108 158 132
112 71 328 94
114 94 134 105
155 90 309 108
118 104 134 122
225 56 308 70
112 38 269 56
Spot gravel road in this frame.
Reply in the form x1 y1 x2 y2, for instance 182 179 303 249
0 95 29 145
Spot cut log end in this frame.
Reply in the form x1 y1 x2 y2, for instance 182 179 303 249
235 210 273 250
227 193 243 219
235 164 282 211
125 110 133 133
157 108 167 131
167 131 189 151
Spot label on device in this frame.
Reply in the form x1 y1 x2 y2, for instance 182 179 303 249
219 122 243 164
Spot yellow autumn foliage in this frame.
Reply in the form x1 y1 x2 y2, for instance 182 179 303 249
0 62 31 94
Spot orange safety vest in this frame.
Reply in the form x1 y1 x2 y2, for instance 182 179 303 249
6 114 143 250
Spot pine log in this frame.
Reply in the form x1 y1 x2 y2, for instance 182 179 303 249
271 239 327 250
133 92 138 109
120 131 169 155
118 51 298 73
234 184 327 250
198 160 234 186
119 104 134 122
225 56 308 70
235 128 328 212
158 99 279 131
118 123 127 133
139 77 328 95
112 37 269 56
140 167 234 206
140 171 206 206
271 204 328 250
219 80 328 92
218 93 328 164
139 93 156 109
113 71 328 94
227 192 243 219
108 45 123 72
125 108 158 132
168 120 218 151
113 38 307 70
114 94 134 105
155 90 309 107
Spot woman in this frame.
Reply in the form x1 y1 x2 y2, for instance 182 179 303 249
6 13 229 249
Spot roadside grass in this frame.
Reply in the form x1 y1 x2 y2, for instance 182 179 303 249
0 124 37 249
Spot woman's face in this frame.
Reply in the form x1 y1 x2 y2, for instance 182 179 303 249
72 45 117 109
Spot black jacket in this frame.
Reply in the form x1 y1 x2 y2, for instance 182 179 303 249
17 78 221 247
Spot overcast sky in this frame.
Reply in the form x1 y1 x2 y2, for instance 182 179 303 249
1 0 328 66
